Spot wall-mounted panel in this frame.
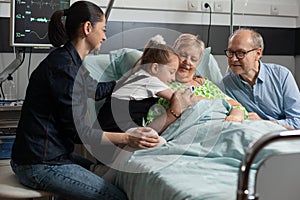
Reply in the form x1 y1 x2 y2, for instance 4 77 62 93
102 22 296 55
94 0 299 17
252 27 296 55
104 8 298 28
296 28 300 55
0 19 297 55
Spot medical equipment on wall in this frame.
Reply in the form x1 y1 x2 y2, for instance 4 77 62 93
2 74 16 100
0 48 24 100
0 0 115 99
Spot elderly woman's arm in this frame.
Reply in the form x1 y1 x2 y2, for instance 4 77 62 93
225 99 248 122
194 76 247 122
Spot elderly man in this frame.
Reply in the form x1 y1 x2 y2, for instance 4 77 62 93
222 28 300 129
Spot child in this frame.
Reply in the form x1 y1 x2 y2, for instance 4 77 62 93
96 35 180 133
147 34 248 127
90 35 182 180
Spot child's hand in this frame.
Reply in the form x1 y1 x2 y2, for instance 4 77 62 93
170 89 196 114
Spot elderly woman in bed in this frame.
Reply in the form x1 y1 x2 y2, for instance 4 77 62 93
148 34 248 131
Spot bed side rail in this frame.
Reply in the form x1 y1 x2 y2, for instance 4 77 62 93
236 129 300 200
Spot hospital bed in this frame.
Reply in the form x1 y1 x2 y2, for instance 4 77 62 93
82 49 300 200
237 129 300 200
81 1 300 198
112 112 299 200
112 124 300 200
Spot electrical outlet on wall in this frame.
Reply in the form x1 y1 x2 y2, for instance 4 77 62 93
270 5 279 15
214 1 223 12
201 1 211 12
187 0 199 11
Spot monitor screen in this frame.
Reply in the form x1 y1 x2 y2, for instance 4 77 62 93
10 0 70 47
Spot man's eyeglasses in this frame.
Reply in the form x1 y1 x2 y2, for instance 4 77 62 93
224 48 258 59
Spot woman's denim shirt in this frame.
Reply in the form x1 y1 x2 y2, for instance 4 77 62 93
12 42 116 165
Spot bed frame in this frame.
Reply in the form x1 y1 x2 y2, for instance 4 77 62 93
237 129 300 200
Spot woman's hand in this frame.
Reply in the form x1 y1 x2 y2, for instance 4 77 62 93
227 99 242 107
225 114 244 122
195 96 210 102
225 106 245 122
126 127 160 149
248 112 262 120
193 75 206 85
102 127 159 149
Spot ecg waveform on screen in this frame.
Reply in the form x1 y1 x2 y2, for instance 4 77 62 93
16 0 25 5
30 17 50 23
12 0 70 46
16 0 69 10
16 14 50 23
31 0 60 10
15 30 48 40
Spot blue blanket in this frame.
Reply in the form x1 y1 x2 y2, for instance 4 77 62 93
115 99 298 200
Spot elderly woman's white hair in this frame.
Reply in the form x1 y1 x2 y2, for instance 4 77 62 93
173 34 205 56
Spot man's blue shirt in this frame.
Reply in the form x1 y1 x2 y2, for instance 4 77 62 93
222 61 300 129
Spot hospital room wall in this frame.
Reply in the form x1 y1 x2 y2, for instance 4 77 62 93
0 0 300 99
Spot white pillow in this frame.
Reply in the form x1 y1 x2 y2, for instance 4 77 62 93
83 47 223 85
82 54 111 81
82 49 142 126
195 47 223 85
